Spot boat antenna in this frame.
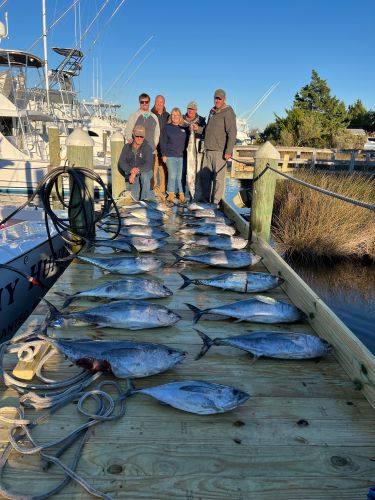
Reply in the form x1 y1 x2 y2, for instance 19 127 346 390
42 0 51 111
105 34 154 97
0 11 8 43
240 82 280 124
112 49 154 101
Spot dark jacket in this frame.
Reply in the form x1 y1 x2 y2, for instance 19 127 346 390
151 106 170 131
204 105 237 155
159 124 189 158
182 113 206 139
118 140 154 180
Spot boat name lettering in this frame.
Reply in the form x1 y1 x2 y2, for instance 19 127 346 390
0 278 20 311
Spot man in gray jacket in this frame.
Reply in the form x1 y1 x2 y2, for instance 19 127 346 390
199 89 237 204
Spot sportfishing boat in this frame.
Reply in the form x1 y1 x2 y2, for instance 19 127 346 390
0 204 68 341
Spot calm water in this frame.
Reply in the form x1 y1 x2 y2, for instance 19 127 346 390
224 177 375 354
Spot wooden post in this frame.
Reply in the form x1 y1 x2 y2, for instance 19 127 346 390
47 126 62 207
349 150 356 173
66 127 95 242
102 131 108 156
110 131 125 200
250 141 280 243
311 150 316 169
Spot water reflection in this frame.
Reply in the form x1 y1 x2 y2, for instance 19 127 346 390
225 174 375 354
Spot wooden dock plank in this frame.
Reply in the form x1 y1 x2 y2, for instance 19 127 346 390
0 203 374 499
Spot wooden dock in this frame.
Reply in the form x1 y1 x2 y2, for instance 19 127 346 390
0 202 375 499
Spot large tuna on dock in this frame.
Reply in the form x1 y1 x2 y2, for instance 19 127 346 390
127 380 250 414
186 295 305 323
178 271 283 293
55 277 173 307
49 338 186 378
44 299 181 330
177 223 236 236
181 235 248 250
194 329 332 360
100 225 170 239
171 250 262 268
73 254 163 274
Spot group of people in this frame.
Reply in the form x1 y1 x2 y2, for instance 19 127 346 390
117 89 237 205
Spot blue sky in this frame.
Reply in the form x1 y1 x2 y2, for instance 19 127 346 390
1 0 374 130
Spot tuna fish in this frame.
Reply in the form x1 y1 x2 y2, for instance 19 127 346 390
178 271 284 293
182 216 234 226
73 254 163 274
55 277 173 307
186 295 305 323
44 298 181 330
87 238 135 253
48 338 186 378
119 237 167 252
194 329 332 360
118 208 165 220
182 208 223 218
171 251 262 269
100 225 170 240
177 224 236 236
187 202 218 211
127 379 250 414
181 235 248 250
186 130 198 199
120 217 162 227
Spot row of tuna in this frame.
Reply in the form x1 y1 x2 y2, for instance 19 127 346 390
37 199 330 415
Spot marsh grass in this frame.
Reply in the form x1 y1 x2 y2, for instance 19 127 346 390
272 172 375 262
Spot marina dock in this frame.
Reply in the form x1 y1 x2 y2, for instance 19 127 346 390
1 201 374 499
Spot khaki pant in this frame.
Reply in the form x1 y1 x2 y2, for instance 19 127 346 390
153 151 167 195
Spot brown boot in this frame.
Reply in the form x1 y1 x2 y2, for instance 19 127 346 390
166 192 175 202
178 192 186 204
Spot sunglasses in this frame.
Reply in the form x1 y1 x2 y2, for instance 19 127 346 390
134 135 144 138
140 100 149 104
214 97 223 100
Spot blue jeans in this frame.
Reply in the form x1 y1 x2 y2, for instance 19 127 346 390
166 157 183 194
130 170 154 200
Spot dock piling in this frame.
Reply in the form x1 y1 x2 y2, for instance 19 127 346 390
66 127 95 241
110 132 125 200
250 141 280 243
47 126 62 207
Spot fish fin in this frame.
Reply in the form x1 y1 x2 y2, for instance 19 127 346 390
170 251 183 267
193 329 214 360
178 273 192 290
185 303 204 323
54 291 75 308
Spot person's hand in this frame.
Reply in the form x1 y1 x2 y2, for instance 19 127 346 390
224 153 232 161
131 167 140 175
129 173 135 184
191 124 198 132
162 156 167 163
127 138 133 144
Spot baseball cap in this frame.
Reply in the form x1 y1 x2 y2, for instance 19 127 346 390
214 89 226 99
187 101 197 110
133 124 146 137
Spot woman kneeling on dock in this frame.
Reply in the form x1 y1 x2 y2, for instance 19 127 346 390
118 124 155 201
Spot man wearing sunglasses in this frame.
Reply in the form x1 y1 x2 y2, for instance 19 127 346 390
118 124 154 201
124 93 160 153
199 89 237 204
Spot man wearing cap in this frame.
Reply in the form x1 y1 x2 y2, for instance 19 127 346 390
182 101 206 138
200 89 237 204
118 124 154 200
182 101 206 199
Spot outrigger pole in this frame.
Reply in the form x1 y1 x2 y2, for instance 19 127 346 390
42 0 51 111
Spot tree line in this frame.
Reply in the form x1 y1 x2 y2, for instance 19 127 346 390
261 70 375 149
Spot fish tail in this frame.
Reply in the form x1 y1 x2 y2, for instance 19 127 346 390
54 291 75 308
170 251 183 267
124 379 137 397
178 273 193 290
185 303 204 323
193 329 214 360
41 298 63 325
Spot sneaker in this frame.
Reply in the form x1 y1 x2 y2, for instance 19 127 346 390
178 192 186 204
166 192 175 202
